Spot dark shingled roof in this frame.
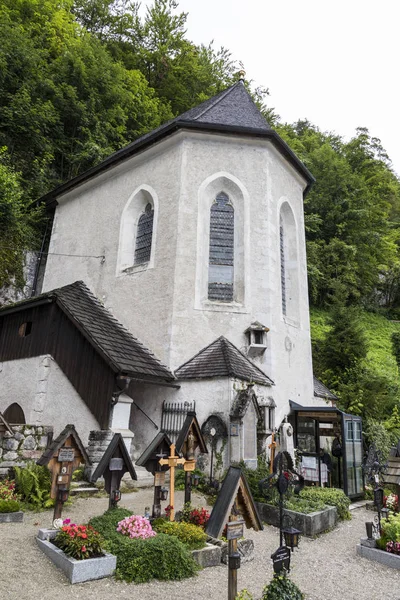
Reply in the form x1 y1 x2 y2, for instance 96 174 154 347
313 376 338 401
40 82 314 207
0 280 174 382
175 336 274 386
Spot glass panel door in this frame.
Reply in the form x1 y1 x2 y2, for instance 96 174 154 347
343 415 363 497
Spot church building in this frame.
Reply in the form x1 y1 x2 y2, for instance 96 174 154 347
1 80 360 491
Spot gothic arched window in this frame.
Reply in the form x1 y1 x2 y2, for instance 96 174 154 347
134 203 154 265
280 217 287 315
208 192 234 301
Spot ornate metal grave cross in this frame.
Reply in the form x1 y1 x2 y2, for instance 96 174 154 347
158 443 186 521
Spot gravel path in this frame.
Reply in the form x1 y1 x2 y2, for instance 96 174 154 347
1 489 399 600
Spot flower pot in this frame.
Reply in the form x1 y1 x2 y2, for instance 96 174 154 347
36 535 116 584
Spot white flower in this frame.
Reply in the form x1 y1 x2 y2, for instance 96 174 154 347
53 518 64 529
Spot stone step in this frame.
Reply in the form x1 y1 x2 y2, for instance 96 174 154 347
69 486 99 496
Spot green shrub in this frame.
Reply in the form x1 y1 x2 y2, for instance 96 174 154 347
262 574 304 600
89 507 133 539
377 512 400 550
0 499 20 513
14 462 53 509
152 519 207 550
89 509 199 583
232 458 270 502
285 496 327 514
299 487 351 520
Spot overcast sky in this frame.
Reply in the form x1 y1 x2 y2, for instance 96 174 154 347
142 0 400 176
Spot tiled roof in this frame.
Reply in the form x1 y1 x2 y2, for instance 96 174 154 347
41 82 314 207
175 336 273 386
0 281 174 382
313 376 338 400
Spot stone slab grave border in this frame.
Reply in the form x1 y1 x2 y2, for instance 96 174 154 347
36 529 116 584
255 502 337 536
357 540 400 570
0 511 23 523
191 543 222 568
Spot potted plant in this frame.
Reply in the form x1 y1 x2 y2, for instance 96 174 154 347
36 518 116 583
0 479 23 523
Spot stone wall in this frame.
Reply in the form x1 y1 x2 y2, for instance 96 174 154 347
84 429 114 480
0 424 53 476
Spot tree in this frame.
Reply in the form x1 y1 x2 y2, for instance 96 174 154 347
0 148 42 292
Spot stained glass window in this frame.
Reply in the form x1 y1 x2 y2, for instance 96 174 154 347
208 192 234 301
134 203 154 265
280 219 287 315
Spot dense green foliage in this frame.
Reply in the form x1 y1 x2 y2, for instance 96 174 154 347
262 574 304 600
2 1 400 438
376 513 400 551
299 487 351 521
152 518 207 549
13 462 53 509
89 508 199 582
311 308 400 447
0 499 20 513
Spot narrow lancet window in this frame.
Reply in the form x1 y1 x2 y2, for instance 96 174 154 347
208 192 234 301
134 203 154 265
280 218 287 315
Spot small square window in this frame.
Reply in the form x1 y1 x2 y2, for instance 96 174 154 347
18 322 32 337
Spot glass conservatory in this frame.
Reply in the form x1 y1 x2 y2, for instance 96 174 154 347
289 401 364 499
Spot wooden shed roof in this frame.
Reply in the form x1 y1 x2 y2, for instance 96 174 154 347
0 280 174 383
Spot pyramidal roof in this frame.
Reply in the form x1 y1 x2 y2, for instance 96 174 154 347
175 336 274 386
178 81 272 130
42 82 314 206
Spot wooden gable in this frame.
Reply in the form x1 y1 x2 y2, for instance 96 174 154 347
175 411 208 456
135 431 172 474
384 456 400 487
91 433 136 483
205 466 263 538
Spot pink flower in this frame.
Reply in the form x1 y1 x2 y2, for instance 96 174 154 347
63 518 71 525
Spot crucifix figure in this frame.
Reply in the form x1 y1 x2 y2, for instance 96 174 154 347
159 443 186 521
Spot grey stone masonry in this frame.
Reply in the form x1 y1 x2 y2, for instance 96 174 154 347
356 543 400 570
36 537 117 584
191 543 222 568
255 502 338 537
0 511 24 523
0 424 53 476
85 429 114 480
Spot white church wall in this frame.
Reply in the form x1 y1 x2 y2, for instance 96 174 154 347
42 133 186 366
42 127 316 430
0 355 99 445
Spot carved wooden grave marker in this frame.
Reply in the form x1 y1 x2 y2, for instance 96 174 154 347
37 424 90 520
136 432 172 518
175 411 208 503
90 433 137 509
205 466 263 600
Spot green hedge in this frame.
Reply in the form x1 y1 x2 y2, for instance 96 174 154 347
152 519 207 550
0 499 20 513
299 487 351 520
89 508 199 583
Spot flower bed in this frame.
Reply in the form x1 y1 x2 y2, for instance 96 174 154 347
0 479 23 522
36 521 116 583
357 512 400 570
89 508 199 583
255 502 337 537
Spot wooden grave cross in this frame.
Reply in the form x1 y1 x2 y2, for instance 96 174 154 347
268 432 277 474
158 443 187 521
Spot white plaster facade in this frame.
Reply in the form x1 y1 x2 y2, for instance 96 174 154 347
0 355 100 444
42 130 315 429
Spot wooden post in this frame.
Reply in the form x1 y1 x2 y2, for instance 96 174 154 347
227 536 238 600
158 443 186 521
269 433 277 474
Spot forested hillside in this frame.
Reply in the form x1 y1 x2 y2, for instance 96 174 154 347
1 0 400 446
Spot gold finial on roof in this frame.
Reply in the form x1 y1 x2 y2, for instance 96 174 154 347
239 69 246 81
